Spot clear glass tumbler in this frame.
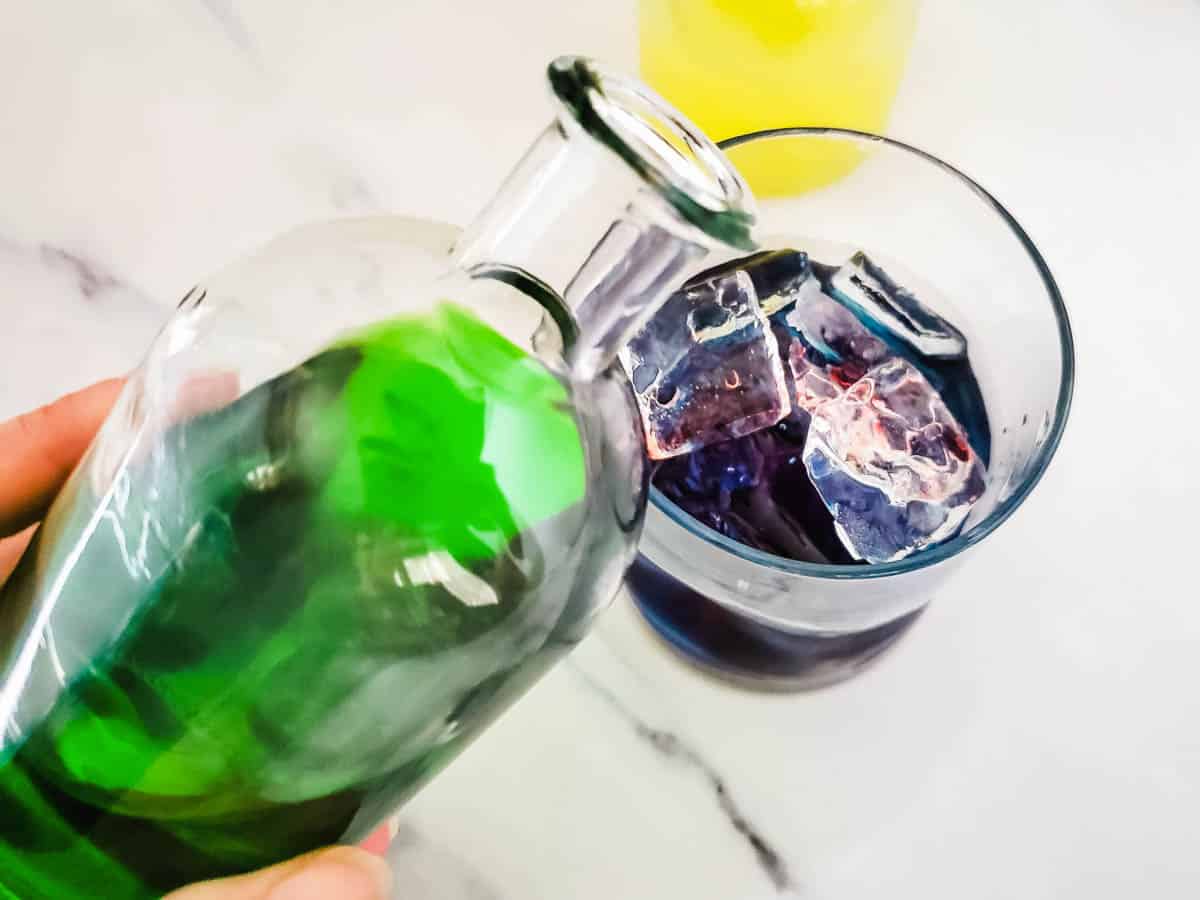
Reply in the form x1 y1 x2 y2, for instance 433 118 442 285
627 128 1075 689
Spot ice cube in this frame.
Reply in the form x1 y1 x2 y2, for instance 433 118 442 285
784 337 845 412
802 357 986 563
736 249 815 315
775 281 891 394
775 258 990 466
827 251 967 360
676 250 815 316
652 413 858 565
621 267 791 459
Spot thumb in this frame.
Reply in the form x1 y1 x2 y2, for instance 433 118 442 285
163 847 393 900
0 378 124 535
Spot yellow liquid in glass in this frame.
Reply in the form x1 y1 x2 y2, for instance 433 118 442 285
640 0 918 197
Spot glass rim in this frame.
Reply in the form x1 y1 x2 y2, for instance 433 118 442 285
649 126 1077 582
546 56 757 251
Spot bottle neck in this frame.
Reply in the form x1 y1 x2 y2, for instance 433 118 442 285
452 122 715 381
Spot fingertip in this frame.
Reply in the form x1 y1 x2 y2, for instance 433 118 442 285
0 378 127 535
84 376 126 401
358 823 394 857
57 378 126 430
269 847 393 900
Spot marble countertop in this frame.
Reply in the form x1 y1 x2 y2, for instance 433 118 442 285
2 2 1198 898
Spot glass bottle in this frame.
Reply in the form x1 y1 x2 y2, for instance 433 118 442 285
0 57 754 900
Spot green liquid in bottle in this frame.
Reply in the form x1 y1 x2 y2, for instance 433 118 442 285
0 303 587 899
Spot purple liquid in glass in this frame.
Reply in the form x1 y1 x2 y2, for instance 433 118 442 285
626 248 991 684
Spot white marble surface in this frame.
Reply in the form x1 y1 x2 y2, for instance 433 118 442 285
2 1 1198 897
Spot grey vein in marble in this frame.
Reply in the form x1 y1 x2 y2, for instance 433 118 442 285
329 169 377 213
37 245 125 300
200 0 257 57
282 144 382 214
568 664 796 894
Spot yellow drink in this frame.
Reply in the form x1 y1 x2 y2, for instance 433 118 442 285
639 0 918 196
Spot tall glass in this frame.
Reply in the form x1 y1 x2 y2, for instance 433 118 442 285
639 0 919 196
627 128 1075 688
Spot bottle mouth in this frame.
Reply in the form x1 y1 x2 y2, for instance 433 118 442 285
547 56 757 251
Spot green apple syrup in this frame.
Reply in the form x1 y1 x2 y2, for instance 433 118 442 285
0 303 586 899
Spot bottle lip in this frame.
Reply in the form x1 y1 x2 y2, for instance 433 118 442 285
547 56 757 251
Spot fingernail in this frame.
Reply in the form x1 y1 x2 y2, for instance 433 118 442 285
269 848 393 900
359 824 392 858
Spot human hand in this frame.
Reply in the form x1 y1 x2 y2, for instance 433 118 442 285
0 379 125 579
162 846 393 900
0 380 394 900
